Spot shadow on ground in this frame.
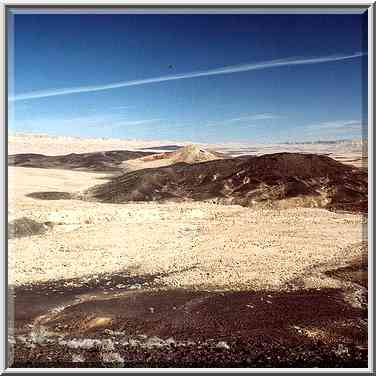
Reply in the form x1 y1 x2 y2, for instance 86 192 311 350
10 263 368 368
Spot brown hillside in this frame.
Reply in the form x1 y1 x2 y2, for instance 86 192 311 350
8 150 154 172
84 152 367 213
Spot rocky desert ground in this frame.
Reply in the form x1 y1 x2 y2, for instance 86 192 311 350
7 133 368 368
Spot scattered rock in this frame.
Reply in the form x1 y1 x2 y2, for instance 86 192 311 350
216 341 230 350
71 353 85 363
8 217 52 239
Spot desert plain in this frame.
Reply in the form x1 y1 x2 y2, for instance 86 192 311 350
8 133 368 368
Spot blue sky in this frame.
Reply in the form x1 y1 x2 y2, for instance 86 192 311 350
8 12 368 143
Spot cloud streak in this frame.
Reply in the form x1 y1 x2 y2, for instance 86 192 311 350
10 52 365 102
206 113 281 127
305 120 362 131
112 119 163 127
299 119 364 140
227 113 281 123
10 112 163 133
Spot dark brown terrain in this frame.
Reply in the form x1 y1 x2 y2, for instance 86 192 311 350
8 150 154 172
140 145 182 151
11 258 368 368
84 152 367 213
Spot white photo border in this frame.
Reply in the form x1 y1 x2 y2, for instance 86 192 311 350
1 1 373 374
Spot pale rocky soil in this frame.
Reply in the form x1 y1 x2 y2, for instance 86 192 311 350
8 133 192 155
124 144 220 171
8 165 366 290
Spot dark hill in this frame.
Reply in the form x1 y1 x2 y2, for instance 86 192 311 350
8 217 53 239
83 152 367 213
8 150 155 172
140 145 182 151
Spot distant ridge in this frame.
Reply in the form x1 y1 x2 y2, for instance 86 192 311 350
283 139 366 145
8 150 154 172
139 145 182 151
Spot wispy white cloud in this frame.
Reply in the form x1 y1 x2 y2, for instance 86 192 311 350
227 113 281 123
206 113 281 127
112 119 163 127
111 105 133 111
10 113 163 133
305 120 362 131
299 119 364 140
10 52 365 102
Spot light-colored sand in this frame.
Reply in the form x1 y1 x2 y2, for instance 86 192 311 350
124 144 221 171
8 133 191 155
8 165 366 290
